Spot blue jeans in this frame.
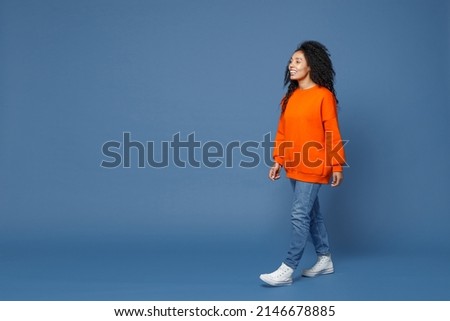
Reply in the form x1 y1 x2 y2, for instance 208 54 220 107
284 179 331 269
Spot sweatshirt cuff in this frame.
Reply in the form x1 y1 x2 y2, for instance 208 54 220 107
273 156 284 167
332 165 343 172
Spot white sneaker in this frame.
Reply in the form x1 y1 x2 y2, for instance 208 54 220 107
260 263 294 286
302 255 334 277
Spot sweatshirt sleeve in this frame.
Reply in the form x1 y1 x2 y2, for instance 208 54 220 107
321 92 346 172
272 111 286 166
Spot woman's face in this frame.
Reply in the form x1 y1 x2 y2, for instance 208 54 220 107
288 51 310 81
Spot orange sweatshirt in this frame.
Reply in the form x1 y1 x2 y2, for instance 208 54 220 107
273 86 346 184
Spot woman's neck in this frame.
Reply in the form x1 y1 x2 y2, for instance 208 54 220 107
297 77 316 90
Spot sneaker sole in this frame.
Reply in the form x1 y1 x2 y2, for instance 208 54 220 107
302 268 334 278
259 274 292 286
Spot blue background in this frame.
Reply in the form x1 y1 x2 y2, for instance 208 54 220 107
1 0 449 300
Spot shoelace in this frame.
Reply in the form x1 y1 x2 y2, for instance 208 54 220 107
275 267 291 276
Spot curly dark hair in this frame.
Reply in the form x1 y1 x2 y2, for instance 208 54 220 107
281 40 337 112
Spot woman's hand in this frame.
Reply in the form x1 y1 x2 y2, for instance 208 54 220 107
331 171 343 187
269 163 282 181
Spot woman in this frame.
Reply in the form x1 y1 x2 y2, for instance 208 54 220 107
260 41 346 286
